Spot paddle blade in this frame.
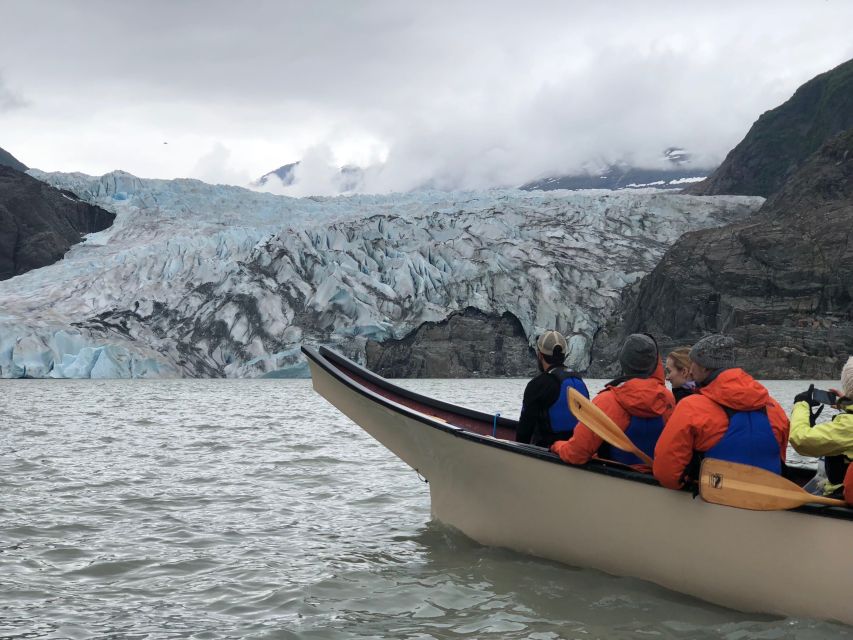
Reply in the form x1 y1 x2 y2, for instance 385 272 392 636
567 388 653 467
699 458 848 511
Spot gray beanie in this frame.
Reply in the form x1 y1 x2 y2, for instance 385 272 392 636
689 334 735 369
619 334 658 376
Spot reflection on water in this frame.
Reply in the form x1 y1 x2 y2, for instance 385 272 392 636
0 378 850 639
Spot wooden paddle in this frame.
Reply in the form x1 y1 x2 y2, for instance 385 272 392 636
567 387 653 467
699 458 848 510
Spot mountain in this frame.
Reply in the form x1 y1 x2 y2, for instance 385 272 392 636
0 170 761 378
255 162 299 187
520 166 710 191
687 57 853 197
255 162 365 193
591 127 853 378
521 148 713 192
0 165 115 281
0 146 27 172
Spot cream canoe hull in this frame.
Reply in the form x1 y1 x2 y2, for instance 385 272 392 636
305 347 853 625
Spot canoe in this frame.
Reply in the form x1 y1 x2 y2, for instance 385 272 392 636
302 345 853 625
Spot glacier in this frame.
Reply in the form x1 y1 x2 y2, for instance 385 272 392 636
0 169 764 378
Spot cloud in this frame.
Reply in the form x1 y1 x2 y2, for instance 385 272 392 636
2 1 853 191
256 144 362 197
191 142 252 186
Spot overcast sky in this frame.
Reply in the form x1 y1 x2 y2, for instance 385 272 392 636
1 1 852 195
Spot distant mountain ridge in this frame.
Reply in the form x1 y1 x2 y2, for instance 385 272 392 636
688 57 853 197
520 166 710 191
520 148 714 191
258 148 713 194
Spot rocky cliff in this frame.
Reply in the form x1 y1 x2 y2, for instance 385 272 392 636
592 128 853 378
365 307 537 378
0 166 115 280
0 146 27 172
687 57 853 197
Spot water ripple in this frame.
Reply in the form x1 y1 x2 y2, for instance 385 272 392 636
0 378 850 639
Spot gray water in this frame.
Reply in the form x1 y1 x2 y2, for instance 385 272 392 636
1 378 850 640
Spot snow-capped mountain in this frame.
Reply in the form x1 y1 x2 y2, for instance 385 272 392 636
0 170 763 378
520 148 714 191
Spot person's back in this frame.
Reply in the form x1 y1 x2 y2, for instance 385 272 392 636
516 331 589 448
789 357 853 497
551 333 674 472
653 334 789 489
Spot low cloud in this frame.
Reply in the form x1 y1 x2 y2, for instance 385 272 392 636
192 142 252 186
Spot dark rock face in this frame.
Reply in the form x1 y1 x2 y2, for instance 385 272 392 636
365 307 538 378
0 166 115 280
0 146 27 172
687 58 853 197
592 129 853 379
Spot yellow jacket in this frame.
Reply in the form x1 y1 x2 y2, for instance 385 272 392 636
789 401 853 494
789 402 853 457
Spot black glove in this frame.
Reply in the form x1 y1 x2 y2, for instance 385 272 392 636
794 384 820 407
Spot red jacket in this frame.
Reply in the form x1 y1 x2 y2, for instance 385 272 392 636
550 361 675 472
845 464 853 506
652 368 789 489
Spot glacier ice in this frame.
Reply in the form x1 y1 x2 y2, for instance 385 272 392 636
0 169 764 378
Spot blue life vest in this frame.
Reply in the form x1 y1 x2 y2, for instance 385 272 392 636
705 406 780 473
603 414 664 466
547 369 589 438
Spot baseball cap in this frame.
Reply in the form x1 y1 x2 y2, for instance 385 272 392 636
537 330 568 356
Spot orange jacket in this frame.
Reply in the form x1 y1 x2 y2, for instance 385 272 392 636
845 464 853 506
652 368 789 489
550 361 675 472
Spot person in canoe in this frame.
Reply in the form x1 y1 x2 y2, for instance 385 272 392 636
516 330 590 448
788 357 853 498
665 346 697 403
652 334 790 490
550 333 674 472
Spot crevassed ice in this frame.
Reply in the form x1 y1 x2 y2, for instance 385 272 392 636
0 170 764 378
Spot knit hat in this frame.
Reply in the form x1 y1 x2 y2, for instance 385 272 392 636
537 330 568 356
841 356 853 398
689 334 735 370
619 333 658 376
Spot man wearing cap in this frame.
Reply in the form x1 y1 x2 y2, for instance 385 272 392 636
516 330 589 448
653 334 789 490
788 356 853 498
550 333 674 471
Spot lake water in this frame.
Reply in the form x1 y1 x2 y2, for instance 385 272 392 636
1 377 850 639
